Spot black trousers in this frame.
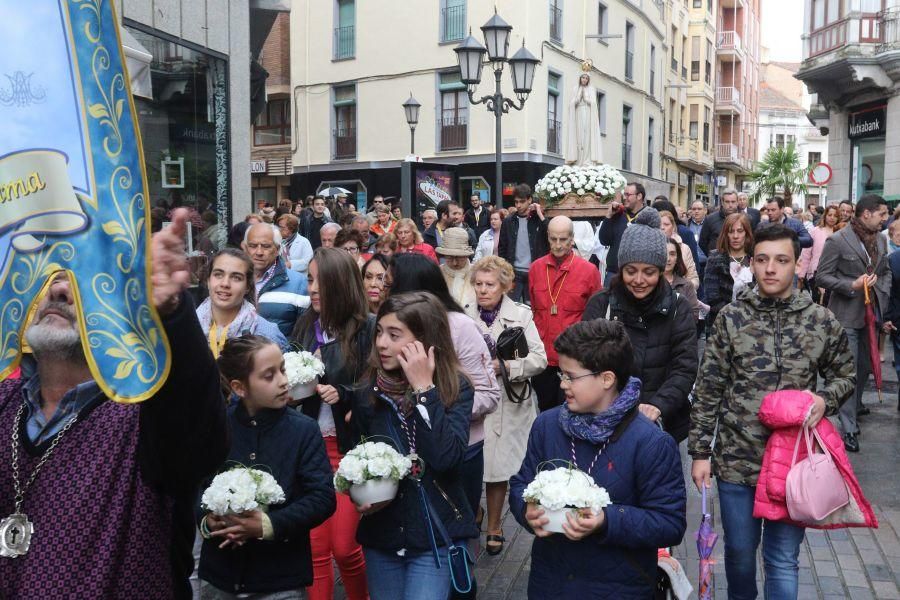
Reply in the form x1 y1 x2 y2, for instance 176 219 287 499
532 366 564 412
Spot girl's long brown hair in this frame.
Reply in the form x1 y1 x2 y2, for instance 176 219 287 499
292 247 369 372
371 291 462 408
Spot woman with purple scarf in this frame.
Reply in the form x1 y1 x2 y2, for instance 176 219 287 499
509 319 686 599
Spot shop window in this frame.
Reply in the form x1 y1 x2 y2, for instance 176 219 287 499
254 98 290 146
854 138 885 200
125 25 229 257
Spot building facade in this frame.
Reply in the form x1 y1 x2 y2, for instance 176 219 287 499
714 0 761 194
796 0 897 206
251 12 293 210
663 0 717 207
289 0 671 212
757 58 830 207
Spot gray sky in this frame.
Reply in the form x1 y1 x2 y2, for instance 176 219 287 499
760 0 804 61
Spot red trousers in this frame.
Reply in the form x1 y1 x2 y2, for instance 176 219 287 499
308 436 369 600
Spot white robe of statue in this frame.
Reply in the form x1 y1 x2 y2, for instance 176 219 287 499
565 74 603 166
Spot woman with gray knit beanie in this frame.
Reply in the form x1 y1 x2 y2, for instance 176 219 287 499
581 207 698 442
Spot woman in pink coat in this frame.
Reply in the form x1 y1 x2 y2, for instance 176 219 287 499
754 390 877 529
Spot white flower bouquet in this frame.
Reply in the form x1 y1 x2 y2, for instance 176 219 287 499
533 163 627 206
334 441 413 505
284 350 325 399
522 465 612 534
201 466 286 516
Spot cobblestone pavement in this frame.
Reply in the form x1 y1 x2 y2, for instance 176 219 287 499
336 358 900 599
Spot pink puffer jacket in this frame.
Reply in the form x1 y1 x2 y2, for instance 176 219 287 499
753 390 878 529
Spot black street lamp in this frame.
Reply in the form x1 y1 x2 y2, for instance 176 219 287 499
402 94 421 155
454 10 538 207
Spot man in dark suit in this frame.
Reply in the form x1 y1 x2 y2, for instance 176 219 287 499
759 197 813 249
737 192 762 229
464 194 491 239
698 189 740 255
816 194 891 452
423 200 477 249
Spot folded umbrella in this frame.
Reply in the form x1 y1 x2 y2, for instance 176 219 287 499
863 282 883 403
695 486 718 600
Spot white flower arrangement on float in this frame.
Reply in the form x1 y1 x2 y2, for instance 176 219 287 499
334 440 413 505
284 350 325 399
201 465 286 516
533 164 628 207
522 463 612 534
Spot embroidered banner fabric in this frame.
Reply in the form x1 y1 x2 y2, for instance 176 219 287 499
0 0 170 402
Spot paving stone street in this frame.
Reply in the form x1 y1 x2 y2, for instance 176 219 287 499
337 354 900 599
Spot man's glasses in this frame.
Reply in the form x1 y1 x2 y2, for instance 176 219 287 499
343 246 359 254
557 371 601 384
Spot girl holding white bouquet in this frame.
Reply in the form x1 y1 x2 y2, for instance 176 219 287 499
197 335 336 599
509 320 686 599
349 292 477 600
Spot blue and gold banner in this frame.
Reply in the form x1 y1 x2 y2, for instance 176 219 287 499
0 0 170 402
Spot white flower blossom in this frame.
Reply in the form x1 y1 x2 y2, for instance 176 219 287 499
522 466 612 512
283 351 325 387
334 441 412 492
201 467 287 515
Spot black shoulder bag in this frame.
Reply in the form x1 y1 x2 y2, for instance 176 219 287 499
495 326 532 404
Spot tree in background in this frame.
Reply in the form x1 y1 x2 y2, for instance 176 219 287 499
748 142 810 205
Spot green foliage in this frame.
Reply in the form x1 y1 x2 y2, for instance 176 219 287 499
747 142 811 204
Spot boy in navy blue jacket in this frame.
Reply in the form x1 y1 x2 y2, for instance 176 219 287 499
510 319 686 599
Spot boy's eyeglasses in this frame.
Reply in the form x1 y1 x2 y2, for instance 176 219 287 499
557 371 601 384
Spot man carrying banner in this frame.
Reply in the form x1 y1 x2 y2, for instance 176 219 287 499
0 210 229 599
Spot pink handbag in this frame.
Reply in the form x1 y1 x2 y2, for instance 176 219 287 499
785 426 850 523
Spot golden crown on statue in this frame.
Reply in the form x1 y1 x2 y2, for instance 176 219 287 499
580 59 593 72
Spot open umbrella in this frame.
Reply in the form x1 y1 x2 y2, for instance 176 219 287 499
318 186 352 198
863 281 884 403
695 486 718 600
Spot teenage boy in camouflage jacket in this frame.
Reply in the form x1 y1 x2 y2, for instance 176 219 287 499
689 224 855 599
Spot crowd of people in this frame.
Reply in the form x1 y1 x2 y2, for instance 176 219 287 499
0 181 890 600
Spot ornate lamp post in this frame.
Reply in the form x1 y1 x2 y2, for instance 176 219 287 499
454 10 538 207
402 94 421 155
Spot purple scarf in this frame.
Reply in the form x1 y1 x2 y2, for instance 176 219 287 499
559 377 642 444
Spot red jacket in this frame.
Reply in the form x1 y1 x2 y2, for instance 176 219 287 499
753 390 877 529
528 252 602 366
399 243 439 264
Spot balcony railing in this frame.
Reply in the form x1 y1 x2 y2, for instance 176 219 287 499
715 86 742 108
550 6 563 42
807 12 885 58
622 143 632 171
718 30 742 53
809 19 847 57
715 142 739 163
439 117 468 151
334 25 355 60
548 119 562 154
441 5 465 42
333 128 356 159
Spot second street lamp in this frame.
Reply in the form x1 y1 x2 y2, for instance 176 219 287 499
402 94 421 155
454 11 537 208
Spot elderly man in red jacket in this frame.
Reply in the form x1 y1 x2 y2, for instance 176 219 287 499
528 215 602 411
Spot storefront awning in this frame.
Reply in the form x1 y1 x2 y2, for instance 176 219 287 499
120 26 153 100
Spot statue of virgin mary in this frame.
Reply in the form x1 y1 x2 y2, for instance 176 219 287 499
565 72 603 166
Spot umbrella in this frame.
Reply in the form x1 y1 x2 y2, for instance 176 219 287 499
695 486 718 600
318 186 352 198
863 281 884 403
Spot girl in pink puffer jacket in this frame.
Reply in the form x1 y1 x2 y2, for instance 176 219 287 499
753 390 878 529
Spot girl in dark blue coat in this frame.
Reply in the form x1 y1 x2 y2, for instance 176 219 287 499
350 291 477 600
510 320 687 600
198 335 336 597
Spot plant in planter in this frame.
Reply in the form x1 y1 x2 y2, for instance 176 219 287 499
284 350 325 400
201 465 286 516
522 463 612 534
334 440 413 505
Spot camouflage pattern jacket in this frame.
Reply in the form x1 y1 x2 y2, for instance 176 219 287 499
689 288 855 486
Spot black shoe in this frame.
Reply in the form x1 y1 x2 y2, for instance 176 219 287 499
857 406 871 417
843 433 860 453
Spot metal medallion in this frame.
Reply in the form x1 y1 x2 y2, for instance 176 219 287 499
0 513 33 557
408 453 425 481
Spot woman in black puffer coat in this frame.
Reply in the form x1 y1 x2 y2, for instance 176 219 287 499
582 208 698 442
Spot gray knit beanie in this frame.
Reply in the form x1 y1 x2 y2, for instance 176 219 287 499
617 207 668 270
